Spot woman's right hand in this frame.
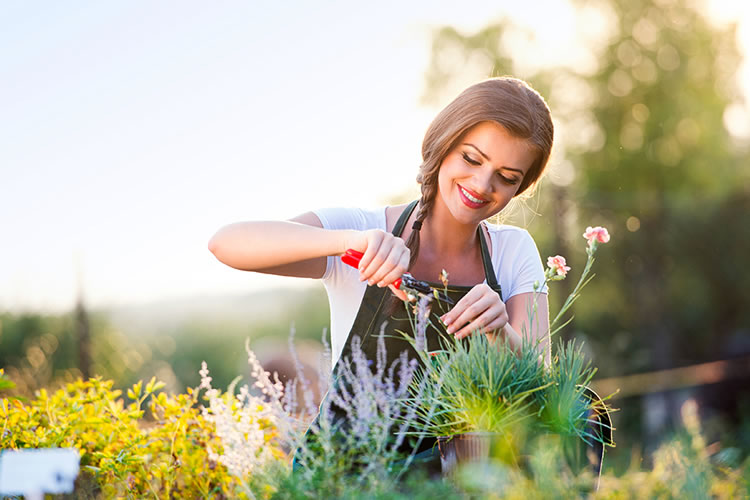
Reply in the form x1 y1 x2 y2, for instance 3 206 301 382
345 229 411 300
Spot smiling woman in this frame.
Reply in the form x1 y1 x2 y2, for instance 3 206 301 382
208 76 554 467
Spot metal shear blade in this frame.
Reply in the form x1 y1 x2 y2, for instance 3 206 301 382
400 274 455 305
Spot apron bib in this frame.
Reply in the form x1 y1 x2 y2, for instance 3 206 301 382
294 200 502 471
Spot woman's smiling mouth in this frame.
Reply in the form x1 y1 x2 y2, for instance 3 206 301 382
457 184 489 208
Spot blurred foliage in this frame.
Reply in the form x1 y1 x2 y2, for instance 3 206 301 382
147 287 329 391
420 0 750 465
0 375 263 498
0 287 329 397
0 311 136 397
3 371 747 498
422 0 750 373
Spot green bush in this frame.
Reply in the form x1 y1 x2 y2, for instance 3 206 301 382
0 371 274 498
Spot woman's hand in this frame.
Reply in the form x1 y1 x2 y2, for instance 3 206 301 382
345 229 411 301
440 283 508 340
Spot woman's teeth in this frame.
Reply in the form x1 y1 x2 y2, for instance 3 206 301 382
460 186 487 204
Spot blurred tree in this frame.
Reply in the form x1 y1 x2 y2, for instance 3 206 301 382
0 285 330 396
565 0 749 374
0 311 134 396
74 296 91 379
421 0 750 442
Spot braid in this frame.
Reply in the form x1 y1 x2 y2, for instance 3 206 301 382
405 176 437 270
383 168 439 316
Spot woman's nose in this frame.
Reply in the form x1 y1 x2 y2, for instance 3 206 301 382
476 166 495 193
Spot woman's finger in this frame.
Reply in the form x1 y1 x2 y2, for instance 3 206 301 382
357 230 385 280
365 238 401 285
454 304 507 339
446 294 496 335
370 244 403 286
378 248 409 288
441 285 493 332
388 284 411 302
440 285 485 326
377 245 410 287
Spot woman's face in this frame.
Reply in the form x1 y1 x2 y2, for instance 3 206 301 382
436 121 537 226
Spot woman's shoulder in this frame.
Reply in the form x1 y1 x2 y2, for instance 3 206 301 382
313 205 388 231
385 203 413 232
483 220 535 241
483 221 540 260
484 221 546 297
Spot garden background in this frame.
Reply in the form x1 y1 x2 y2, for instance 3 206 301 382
2 0 749 482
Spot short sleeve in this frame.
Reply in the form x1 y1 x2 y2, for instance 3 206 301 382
488 225 548 301
312 206 387 280
508 230 548 298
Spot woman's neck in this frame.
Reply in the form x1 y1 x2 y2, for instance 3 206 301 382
421 199 481 258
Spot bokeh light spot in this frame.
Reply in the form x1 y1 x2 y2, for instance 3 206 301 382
723 103 750 138
631 103 651 123
626 216 641 232
621 122 644 150
632 57 658 84
657 44 681 71
608 69 634 96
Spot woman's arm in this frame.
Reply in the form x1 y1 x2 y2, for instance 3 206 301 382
208 212 341 278
208 212 411 289
441 287 550 367
504 291 551 366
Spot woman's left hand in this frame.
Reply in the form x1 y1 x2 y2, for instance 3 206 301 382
440 283 508 340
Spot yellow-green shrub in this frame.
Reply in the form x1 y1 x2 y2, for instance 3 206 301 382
0 374 283 498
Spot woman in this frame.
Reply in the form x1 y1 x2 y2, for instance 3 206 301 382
209 76 553 363
208 77 554 463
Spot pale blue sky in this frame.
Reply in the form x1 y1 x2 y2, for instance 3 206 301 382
1 1 747 312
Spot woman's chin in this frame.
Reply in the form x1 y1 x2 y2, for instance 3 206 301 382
447 204 491 226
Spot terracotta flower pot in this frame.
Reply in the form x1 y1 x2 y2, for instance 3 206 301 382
436 388 613 490
437 432 497 476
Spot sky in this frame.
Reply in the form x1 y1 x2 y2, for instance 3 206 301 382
1 1 748 313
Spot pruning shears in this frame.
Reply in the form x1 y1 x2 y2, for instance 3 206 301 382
341 249 455 305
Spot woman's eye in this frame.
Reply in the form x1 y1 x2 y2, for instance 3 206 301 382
498 172 519 185
461 153 481 166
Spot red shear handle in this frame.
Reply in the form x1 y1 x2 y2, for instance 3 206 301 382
341 249 402 289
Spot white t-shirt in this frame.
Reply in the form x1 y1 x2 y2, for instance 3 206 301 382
313 205 548 367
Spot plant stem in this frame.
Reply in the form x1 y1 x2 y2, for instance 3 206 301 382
550 253 596 332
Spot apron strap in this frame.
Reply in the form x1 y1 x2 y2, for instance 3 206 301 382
479 224 499 289
392 200 419 237
391 200 499 290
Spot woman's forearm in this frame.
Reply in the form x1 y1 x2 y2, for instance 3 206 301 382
208 220 356 272
488 292 551 367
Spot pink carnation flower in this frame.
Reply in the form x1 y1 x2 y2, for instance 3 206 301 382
583 226 610 245
547 255 571 277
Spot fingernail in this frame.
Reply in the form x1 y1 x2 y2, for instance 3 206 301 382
368 280 374 286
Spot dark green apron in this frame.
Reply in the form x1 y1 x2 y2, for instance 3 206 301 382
293 200 502 471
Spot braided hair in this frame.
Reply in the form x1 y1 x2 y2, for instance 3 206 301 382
404 77 554 271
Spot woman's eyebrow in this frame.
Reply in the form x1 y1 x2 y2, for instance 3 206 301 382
463 143 490 161
463 142 525 175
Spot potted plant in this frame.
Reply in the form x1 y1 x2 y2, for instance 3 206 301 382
402 227 616 485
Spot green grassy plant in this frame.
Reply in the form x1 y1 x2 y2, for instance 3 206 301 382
400 226 616 475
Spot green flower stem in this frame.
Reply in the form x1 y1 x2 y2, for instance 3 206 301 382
549 246 598 336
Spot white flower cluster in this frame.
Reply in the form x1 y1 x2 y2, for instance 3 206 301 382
198 340 297 480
